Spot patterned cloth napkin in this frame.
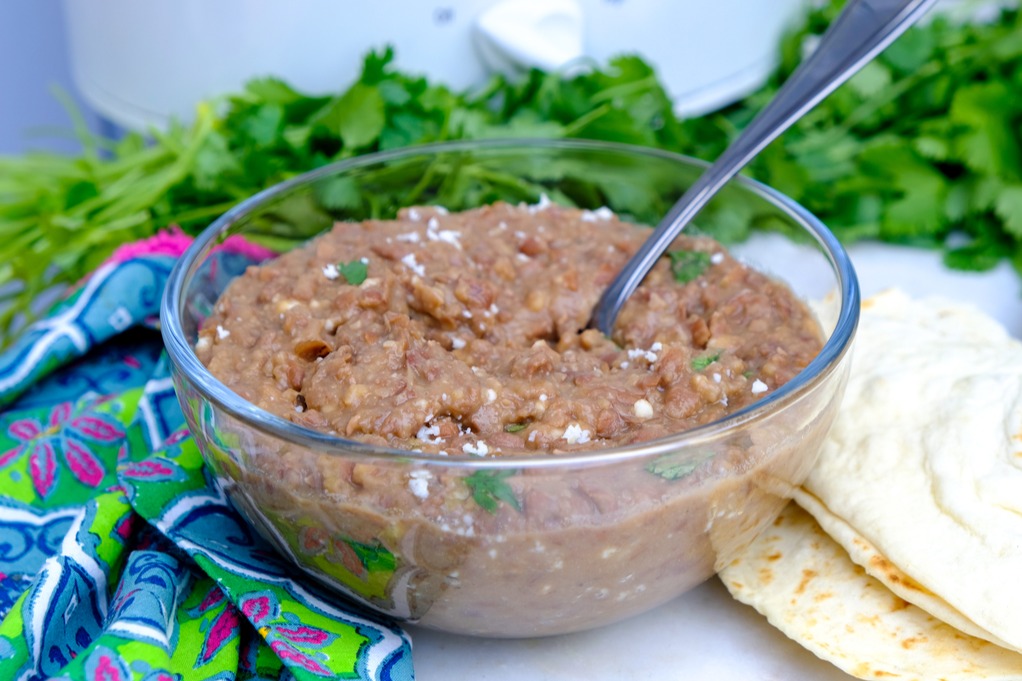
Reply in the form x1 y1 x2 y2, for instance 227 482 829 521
0 252 414 680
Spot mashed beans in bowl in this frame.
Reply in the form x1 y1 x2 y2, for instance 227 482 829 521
161 140 858 637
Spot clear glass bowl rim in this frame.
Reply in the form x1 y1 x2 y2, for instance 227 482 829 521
160 137 860 470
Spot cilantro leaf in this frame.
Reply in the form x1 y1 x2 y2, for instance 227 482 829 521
668 250 711 284
337 259 368 285
691 352 721 371
314 82 386 150
646 451 714 481
464 470 521 514
504 423 528 433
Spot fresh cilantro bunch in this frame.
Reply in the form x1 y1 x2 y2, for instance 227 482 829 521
0 49 681 342
681 3 1022 271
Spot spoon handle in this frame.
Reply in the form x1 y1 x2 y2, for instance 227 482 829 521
590 0 937 335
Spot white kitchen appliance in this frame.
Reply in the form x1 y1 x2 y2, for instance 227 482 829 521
62 0 808 131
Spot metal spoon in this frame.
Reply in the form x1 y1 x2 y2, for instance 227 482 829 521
589 0 937 335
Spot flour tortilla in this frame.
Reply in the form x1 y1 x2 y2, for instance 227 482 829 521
794 487 1017 650
801 289 1022 652
720 503 1022 680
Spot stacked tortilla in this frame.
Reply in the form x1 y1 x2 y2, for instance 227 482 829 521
720 289 1022 679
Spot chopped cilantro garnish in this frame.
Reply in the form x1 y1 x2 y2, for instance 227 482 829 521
504 423 528 433
646 451 715 481
464 470 521 514
668 250 711 284
337 259 368 285
691 352 721 371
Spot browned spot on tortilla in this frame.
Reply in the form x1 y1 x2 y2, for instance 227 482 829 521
795 569 818 595
901 635 927 649
1012 432 1022 441
868 553 936 597
856 613 880 626
757 567 774 585
889 596 911 612
772 514 786 527
728 557 742 567
852 663 872 677
872 671 898 678
765 551 782 562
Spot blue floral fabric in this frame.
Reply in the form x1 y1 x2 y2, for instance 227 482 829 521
0 256 414 681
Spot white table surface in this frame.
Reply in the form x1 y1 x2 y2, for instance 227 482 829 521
406 240 1022 680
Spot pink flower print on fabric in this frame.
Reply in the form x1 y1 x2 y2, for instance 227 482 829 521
1 400 124 498
270 639 334 676
84 645 132 681
275 625 331 646
200 603 242 664
240 593 277 625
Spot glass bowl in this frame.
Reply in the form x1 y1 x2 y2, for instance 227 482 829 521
161 139 859 638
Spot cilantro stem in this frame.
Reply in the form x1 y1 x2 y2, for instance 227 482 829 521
157 201 239 228
562 103 613 137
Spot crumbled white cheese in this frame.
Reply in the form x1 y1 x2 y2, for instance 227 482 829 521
581 206 615 222
627 346 658 363
396 231 421 243
720 395 730 407
216 325 230 340
322 263 340 280
463 441 490 456
451 337 466 350
401 253 426 277
427 217 440 230
408 208 421 221
486 388 497 403
711 252 725 265
408 470 432 499
196 336 211 351
620 361 630 369
633 399 654 420
562 424 591 445
488 303 499 315
294 404 305 413
539 393 547 402
528 193 553 214
751 379 769 394
712 372 722 383
528 431 538 442
427 226 462 249
434 205 449 215
416 424 444 445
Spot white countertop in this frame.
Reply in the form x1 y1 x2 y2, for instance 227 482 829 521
407 240 1022 680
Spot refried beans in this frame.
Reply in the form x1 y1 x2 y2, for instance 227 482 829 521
197 200 823 454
